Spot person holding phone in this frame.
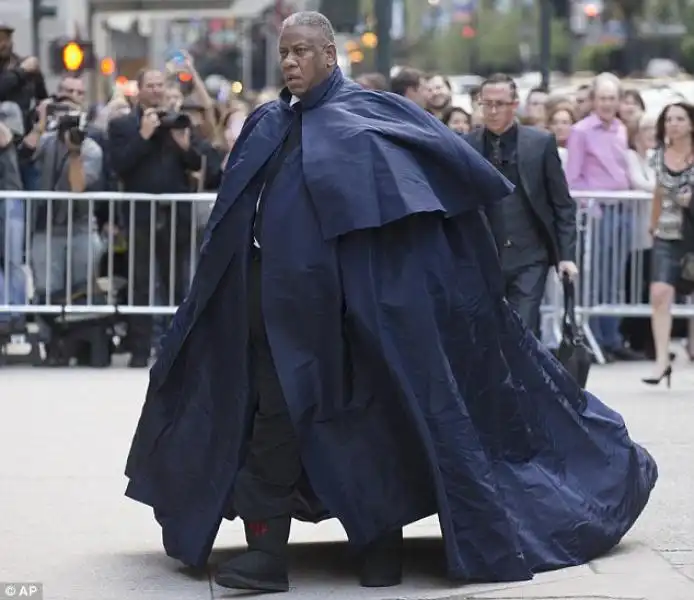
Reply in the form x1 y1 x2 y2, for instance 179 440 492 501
166 50 217 137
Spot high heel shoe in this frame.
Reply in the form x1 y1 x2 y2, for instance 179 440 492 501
641 365 673 388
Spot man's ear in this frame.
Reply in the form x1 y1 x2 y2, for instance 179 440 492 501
325 44 337 68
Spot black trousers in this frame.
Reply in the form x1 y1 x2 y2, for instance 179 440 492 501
503 262 549 337
232 250 303 521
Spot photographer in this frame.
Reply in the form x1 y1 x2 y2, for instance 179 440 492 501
108 68 202 368
22 97 104 303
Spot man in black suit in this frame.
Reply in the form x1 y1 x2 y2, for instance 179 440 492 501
465 73 577 335
109 69 202 367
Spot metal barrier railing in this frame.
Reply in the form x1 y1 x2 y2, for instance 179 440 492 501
1 190 692 364
546 190 694 363
0 191 214 316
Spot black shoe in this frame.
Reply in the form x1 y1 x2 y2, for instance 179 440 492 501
215 550 289 593
642 365 673 388
215 517 291 593
359 529 403 588
610 346 644 361
128 354 150 368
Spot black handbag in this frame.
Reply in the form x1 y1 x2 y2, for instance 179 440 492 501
555 274 593 389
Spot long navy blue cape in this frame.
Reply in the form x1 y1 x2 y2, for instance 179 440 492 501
124 68 657 582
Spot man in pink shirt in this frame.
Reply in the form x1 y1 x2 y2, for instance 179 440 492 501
565 75 640 361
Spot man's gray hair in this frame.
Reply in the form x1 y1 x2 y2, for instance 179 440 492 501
592 72 621 97
280 11 336 44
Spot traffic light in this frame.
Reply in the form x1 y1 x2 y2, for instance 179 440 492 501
48 39 96 75
361 32 378 49
584 3 600 18
100 57 115 76
63 42 84 71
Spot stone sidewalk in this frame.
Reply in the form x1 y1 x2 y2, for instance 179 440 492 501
0 360 692 599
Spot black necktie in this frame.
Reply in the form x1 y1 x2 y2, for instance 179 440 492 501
490 136 503 168
253 106 302 247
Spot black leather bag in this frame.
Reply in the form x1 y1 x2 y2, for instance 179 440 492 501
555 274 593 389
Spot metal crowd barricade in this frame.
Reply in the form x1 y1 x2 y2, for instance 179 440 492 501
544 190 694 364
2 189 693 366
0 191 216 318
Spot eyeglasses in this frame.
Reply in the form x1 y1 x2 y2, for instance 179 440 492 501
480 101 515 112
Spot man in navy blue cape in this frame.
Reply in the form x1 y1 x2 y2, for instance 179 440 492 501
124 11 657 594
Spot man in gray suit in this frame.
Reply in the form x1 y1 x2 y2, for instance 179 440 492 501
465 73 578 335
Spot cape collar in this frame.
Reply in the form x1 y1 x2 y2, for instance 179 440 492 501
279 67 343 111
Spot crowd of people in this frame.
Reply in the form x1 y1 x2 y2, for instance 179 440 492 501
0 16 693 377
356 66 694 381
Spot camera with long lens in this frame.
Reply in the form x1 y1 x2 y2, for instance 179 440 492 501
156 111 191 130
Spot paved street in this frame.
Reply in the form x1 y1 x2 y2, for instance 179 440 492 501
0 359 693 600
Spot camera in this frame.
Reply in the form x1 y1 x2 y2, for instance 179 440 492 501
156 111 191 130
57 110 88 146
44 100 88 146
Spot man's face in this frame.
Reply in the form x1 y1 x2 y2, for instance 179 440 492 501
59 77 86 108
405 79 428 109
526 90 547 121
279 25 336 97
0 31 12 60
593 83 620 122
575 88 592 119
479 82 518 134
427 76 451 111
139 71 165 109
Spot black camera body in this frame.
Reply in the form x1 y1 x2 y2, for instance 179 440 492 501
156 111 191 130
44 100 88 146
57 111 88 146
